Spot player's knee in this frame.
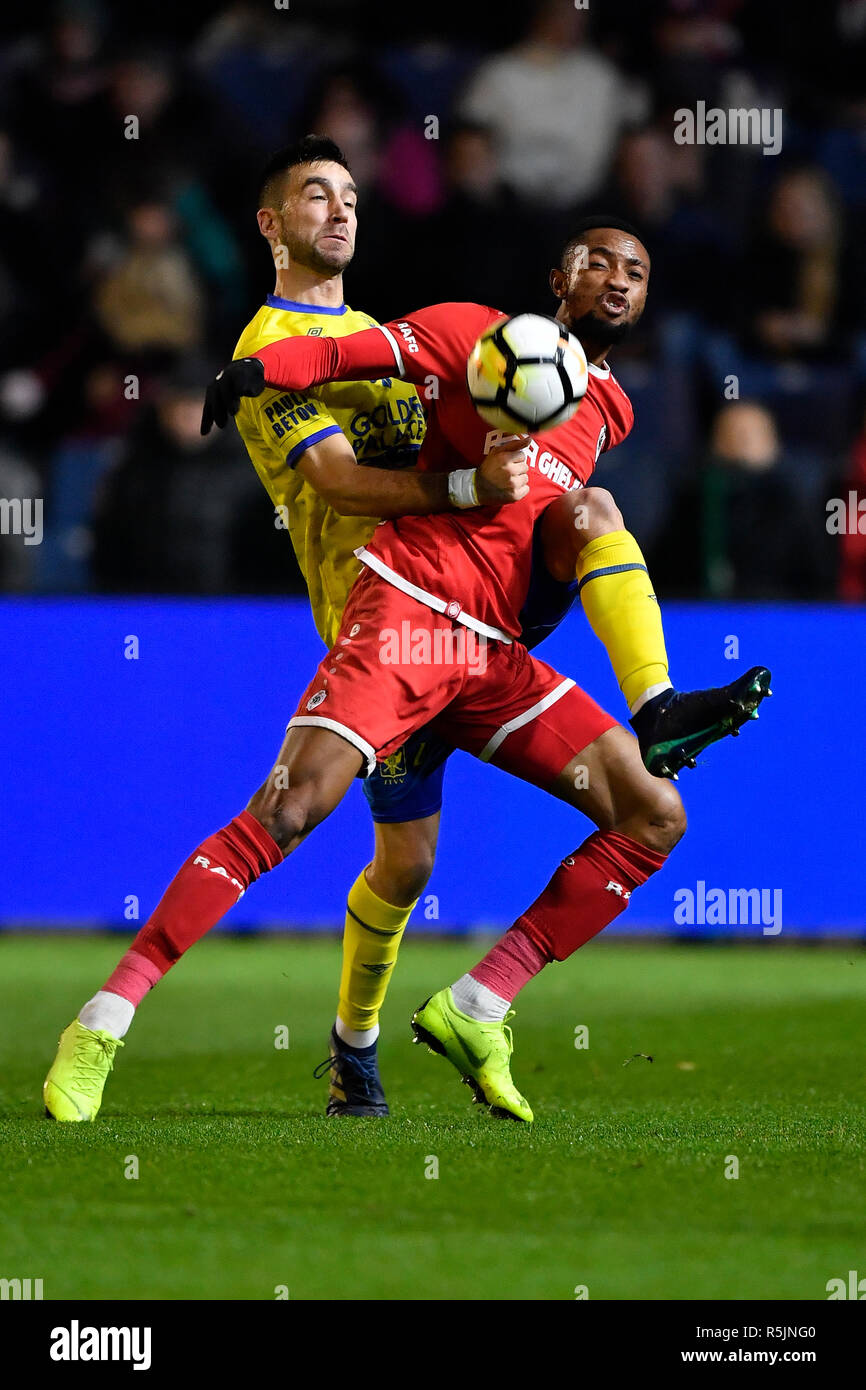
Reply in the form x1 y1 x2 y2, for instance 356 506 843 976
576 487 624 545
625 781 687 856
371 843 436 906
246 782 327 854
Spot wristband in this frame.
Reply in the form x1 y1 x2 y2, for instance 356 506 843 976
448 468 479 509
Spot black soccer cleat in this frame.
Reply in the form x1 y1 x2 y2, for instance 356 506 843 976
313 1027 389 1117
630 666 772 779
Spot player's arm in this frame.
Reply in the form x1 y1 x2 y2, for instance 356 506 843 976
296 429 528 517
200 304 498 432
238 383 528 516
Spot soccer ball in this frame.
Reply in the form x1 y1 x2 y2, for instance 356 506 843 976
466 313 588 433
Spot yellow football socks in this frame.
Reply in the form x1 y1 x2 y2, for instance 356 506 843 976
576 529 671 713
338 871 414 1035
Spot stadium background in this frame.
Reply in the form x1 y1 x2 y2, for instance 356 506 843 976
1 0 865 935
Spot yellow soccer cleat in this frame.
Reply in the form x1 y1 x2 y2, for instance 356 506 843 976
411 987 534 1122
43 1020 123 1121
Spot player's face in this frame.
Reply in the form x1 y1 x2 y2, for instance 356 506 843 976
550 228 649 350
276 161 358 275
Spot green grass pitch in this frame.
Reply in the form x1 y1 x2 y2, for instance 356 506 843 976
1 934 864 1301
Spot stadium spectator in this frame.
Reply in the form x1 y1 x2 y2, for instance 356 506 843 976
91 360 282 593
416 122 547 310
738 167 849 363
93 194 204 355
459 0 648 208
599 126 736 328
4 0 108 192
838 404 866 601
650 401 833 598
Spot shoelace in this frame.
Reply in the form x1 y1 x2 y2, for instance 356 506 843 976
70 1033 121 1097
312 1048 379 1099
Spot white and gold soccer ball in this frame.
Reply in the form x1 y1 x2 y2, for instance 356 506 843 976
466 313 588 433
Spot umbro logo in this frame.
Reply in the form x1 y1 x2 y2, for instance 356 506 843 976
361 962 392 976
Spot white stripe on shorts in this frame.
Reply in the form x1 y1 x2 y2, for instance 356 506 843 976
287 716 377 776
477 677 576 763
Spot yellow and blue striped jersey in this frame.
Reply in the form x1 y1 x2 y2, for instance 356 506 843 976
233 293 426 647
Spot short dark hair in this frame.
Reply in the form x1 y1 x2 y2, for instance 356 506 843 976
561 214 648 270
258 135 352 209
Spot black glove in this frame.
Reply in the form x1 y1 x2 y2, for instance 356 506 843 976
200 357 266 434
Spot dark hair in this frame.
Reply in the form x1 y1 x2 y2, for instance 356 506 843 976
561 214 648 269
258 135 352 209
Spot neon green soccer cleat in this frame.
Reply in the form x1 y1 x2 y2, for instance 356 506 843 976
43 1020 124 1121
411 987 533 1123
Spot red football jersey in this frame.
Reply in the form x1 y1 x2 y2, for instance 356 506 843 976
255 301 634 641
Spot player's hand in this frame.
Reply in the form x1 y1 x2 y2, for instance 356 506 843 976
476 435 531 504
200 358 266 435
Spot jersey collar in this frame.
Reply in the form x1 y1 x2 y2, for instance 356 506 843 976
587 361 611 379
265 293 348 316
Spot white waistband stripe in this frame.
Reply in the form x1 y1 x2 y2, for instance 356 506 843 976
355 546 512 644
478 677 576 762
287 716 377 776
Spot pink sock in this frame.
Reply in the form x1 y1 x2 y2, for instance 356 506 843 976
470 925 552 1002
103 950 164 1007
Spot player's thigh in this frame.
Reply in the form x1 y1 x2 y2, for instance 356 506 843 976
497 716 685 845
247 723 363 843
438 644 683 840
437 644 616 789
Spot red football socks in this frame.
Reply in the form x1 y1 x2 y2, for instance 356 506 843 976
467 830 667 1005
102 810 283 1004
515 829 667 962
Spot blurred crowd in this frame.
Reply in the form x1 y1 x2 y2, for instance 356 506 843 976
1 0 865 599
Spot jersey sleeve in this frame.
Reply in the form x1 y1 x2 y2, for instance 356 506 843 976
237 385 343 470
380 302 504 384
251 302 503 395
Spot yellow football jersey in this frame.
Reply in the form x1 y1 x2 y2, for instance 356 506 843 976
233 293 426 647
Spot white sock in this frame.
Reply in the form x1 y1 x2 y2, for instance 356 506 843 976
334 1017 379 1048
79 991 135 1040
629 679 673 716
451 973 510 1022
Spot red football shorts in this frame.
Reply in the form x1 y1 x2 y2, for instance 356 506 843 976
290 567 618 784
